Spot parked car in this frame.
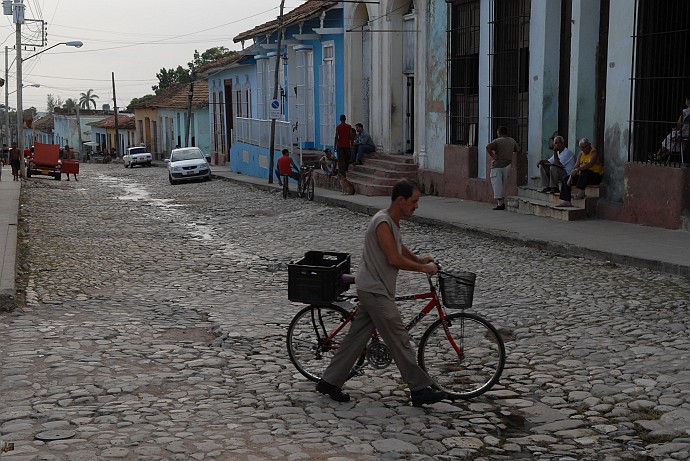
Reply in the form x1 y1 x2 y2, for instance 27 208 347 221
124 146 152 168
166 147 211 185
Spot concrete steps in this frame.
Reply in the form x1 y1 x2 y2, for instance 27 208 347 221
347 153 418 196
506 182 604 221
314 152 418 196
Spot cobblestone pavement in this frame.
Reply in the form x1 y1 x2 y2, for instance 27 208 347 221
0 164 689 461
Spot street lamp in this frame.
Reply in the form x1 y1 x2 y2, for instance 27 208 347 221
15 40 82 175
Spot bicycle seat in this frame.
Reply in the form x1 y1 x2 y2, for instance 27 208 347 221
341 274 356 285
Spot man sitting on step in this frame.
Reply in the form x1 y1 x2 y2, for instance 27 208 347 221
557 138 603 207
537 135 575 194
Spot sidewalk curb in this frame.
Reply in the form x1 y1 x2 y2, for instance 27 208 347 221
211 171 690 278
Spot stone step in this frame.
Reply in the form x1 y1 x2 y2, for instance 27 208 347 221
518 185 602 207
528 177 605 198
366 152 417 164
506 196 589 221
351 163 418 179
345 171 405 187
361 157 419 172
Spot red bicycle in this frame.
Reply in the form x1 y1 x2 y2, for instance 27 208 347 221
286 269 505 399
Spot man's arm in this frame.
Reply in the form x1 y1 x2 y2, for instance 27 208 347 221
376 222 437 274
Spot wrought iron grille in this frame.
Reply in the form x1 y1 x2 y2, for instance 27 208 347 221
630 0 690 165
488 0 530 148
447 0 480 146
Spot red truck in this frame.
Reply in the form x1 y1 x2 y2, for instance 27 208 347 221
26 142 62 180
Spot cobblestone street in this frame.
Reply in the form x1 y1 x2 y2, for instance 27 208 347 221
1 164 689 460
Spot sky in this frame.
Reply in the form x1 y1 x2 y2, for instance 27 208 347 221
0 0 300 113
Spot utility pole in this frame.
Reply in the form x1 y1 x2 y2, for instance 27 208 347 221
4 46 9 146
112 72 119 158
185 68 195 148
14 0 25 177
267 0 285 184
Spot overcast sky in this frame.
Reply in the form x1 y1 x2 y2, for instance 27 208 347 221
1 0 297 112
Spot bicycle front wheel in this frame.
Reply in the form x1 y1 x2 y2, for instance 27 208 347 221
287 304 364 382
418 312 505 399
306 176 315 201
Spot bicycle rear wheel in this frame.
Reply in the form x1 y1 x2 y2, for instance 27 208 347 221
306 176 315 201
418 312 505 399
282 176 289 199
287 304 364 382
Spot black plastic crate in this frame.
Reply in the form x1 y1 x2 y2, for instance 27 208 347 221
288 251 351 304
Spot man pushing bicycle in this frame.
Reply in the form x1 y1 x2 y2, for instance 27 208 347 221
316 179 448 407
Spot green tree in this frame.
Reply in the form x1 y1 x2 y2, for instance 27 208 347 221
46 94 64 113
127 94 155 111
152 66 190 94
63 98 77 111
78 89 99 110
152 47 236 94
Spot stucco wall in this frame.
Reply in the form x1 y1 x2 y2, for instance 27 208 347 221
602 1 635 204
424 0 448 173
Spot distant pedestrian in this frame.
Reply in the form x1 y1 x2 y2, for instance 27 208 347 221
486 126 520 210
9 142 21 181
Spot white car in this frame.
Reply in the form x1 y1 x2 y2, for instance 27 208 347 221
166 147 211 185
124 146 152 168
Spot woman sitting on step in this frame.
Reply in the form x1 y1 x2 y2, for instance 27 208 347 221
557 138 603 207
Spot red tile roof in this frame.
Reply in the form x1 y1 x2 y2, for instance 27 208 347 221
132 80 209 110
87 114 135 129
32 114 54 131
233 0 338 43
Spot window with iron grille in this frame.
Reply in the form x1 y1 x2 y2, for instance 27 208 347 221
630 0 690 164
447 0 480 146
488 0 530 148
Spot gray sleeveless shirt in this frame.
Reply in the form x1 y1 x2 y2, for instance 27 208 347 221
356 210 402 299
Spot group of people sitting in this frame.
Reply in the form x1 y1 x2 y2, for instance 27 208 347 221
538 135 603 207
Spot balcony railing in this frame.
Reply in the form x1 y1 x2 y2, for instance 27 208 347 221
235 117 292 150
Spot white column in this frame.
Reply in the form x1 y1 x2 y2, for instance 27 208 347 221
477 0 492 179
528 0 562 176
416 0 428 169
568 0 600 147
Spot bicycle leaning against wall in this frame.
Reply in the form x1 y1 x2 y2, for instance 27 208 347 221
285 251 506 400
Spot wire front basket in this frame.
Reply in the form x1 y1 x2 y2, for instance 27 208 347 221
439 271 476 309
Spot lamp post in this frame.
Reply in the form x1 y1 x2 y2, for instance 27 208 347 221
16 40 82 176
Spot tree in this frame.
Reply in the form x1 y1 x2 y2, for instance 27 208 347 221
78 89 99 110
127 94 155 112
151 47 236 94
46 94 64 113
152 66 190 94
63 98 77 111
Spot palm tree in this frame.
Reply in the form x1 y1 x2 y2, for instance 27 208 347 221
78 89 99 110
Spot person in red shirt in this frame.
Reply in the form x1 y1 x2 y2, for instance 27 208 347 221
275 149 300 186
334 114 353 173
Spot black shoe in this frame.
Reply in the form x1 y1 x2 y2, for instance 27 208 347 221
493 204 505 210
316 379 350 402
540 187 551 193
277 180 283 187
411 387 447 407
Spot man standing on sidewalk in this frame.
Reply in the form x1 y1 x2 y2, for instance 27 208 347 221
486 126 521 210
334 114 353 174
316 179 447 407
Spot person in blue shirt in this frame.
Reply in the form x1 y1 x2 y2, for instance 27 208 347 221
538 135 575 193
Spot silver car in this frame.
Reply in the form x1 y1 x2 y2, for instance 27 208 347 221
124 146 152 168
166 147 212 185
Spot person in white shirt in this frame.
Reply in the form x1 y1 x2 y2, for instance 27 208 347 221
537 135 575 193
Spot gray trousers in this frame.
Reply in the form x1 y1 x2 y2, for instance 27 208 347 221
321 290 433 392
539 164 566 189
